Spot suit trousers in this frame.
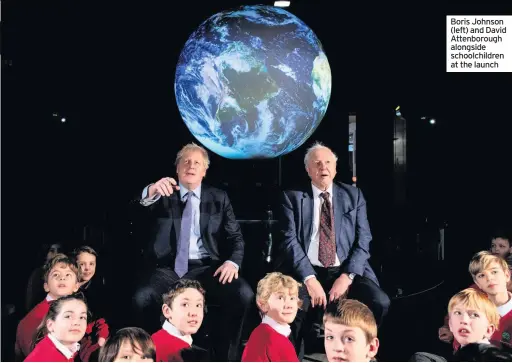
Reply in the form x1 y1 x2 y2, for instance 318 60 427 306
132 259 254 362
290 266 391 357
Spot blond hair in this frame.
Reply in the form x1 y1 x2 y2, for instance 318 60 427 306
323 299 377 343
256 272 302 310
175 143 210 169
448 288 500 328
469 250 509 278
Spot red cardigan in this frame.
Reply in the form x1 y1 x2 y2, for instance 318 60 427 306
152 329 191 362
242 323 299 362
491 309 512 348
24 335 77 362
15 298 109 361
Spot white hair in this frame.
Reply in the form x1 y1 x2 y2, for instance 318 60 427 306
175 142 210 169
304 141 338 168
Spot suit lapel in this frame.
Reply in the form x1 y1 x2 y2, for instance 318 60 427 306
333 183 349 248
301 189 314 252
170 193 183 245
200 186 212 236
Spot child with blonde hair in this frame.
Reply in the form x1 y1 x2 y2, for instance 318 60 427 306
323 299 379 362
242 272 301 362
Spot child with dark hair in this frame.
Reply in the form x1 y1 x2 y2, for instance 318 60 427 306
151 279 205 362
25 293 88 362
99 327 155 362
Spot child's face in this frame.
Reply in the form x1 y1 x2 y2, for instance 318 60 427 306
114 340 154 362
47 299 87 349
259 289 299 325
474 261 511 296
77 252 96 282
324 321 379 362
163 288 204 336
448 303 495 346
44 263 79 299
491 238 511 258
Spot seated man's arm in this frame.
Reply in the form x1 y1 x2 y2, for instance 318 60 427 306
277 191 315 281
342 188 372 277
222 191 244 268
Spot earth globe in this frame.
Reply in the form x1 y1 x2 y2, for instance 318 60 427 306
175 5 331 159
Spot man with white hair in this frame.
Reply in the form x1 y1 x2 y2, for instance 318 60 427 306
275 141 390 356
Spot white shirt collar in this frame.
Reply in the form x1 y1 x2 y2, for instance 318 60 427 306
497 292 512 317
47 333 80 359
262 315 291 337
311 183 334 200
46 294 55 302
162 320 193 346
179 183 201 201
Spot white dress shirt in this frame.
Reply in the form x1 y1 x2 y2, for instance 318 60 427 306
497 292 512 317
261 315 291 337
162 320 193 346
308 183 341 268
48 333 80 359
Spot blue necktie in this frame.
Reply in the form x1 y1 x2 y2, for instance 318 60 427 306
175 192 193 278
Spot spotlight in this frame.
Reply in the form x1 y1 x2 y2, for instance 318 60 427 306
274 1 290 7
429 118 436 125
61 118 66 123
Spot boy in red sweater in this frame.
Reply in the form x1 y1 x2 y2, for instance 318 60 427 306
25 293 88 362
469 251 512 348
151 279 205 362
439 251 512 349
242 272 301 362
323 299 379 362
15 253 110 361
16 254 81 360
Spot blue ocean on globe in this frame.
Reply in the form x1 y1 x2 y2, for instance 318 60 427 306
175 5 331 159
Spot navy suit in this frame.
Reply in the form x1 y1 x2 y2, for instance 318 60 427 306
275 182 390 356
133 184 254 361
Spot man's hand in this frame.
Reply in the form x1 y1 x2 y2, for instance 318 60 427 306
213 262 239 284
329 273 353 302
438 326 453 343
148 177 180 198
305 278 327 309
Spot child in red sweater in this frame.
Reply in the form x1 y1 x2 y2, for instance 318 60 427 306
323 299 379 362
16 254 81 360
99 327 155 362
151 279 205 362
25 293 88 362
15 253 110 361
439 251 512 349
242 272 301 362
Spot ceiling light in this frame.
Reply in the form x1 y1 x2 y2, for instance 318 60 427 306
274 1 290 7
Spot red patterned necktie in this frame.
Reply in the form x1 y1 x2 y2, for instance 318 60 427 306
319 192 336 267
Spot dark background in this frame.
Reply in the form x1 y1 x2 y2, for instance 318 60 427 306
2 0 511 360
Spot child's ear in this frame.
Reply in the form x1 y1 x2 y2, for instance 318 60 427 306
46 319 55 333
485 324 497 339
44 283 50 293
72 281 79 293
162 304 173 320
505 268 511 282
256 300 268 314
367 337 379 359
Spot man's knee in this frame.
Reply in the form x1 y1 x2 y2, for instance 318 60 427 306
238 280 255 308
375 288 391 314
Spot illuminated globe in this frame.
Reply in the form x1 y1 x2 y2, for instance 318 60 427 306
175 5 331 159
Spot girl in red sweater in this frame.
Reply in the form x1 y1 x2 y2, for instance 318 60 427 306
25 293 88 362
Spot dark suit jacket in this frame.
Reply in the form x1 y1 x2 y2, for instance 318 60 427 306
275 181 378 285
143 184 245 269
